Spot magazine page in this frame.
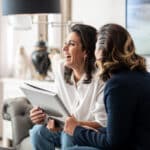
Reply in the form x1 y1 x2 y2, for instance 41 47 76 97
21 83 56 96
24 80 56 94
20 81 70 124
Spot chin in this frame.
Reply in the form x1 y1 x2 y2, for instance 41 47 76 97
64 62 72 68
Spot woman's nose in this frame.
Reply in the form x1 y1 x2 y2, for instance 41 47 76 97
62 43 68 51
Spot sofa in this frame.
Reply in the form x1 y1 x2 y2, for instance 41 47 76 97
2 97 60 150
2 97 33 150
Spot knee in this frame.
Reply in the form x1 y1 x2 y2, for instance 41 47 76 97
61 131 74 149
29 124 46 144
61 131 72 141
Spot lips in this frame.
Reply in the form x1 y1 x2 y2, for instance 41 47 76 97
64 55 71 59
64 55 71 62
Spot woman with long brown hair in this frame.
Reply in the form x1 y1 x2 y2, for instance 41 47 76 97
64 23 150 150
29 24 107 150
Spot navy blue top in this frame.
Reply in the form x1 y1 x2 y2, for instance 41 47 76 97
73 70 150 150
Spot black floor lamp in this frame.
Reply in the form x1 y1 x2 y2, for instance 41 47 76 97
2 0 61 33
2 0 61 15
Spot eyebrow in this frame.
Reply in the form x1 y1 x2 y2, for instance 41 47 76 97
65 40 81 46
68 40 79 43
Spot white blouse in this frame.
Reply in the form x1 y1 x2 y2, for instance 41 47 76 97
53 60 107 127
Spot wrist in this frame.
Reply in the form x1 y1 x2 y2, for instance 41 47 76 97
77 121 82 126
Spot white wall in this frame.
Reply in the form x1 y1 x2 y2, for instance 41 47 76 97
71 0 150 69
72 0 126 29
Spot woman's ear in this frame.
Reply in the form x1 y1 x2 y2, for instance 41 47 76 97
84 52 87 61
83 50 87 57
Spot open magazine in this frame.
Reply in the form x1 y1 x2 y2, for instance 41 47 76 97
20 81 70 127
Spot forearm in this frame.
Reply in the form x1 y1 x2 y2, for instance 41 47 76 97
73 126 104 148
78 120 102 129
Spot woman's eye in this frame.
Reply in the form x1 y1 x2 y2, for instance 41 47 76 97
64 41 76 46
69 42 75 46
67 42 75 46
66 41 75 46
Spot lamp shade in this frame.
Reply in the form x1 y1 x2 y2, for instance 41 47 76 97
2 0 61 15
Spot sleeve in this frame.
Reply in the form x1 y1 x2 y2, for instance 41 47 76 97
92 82 107 127
51 57 64 79
52 59 64 94
73 82 137 149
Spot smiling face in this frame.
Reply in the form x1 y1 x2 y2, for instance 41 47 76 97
62 32 87 70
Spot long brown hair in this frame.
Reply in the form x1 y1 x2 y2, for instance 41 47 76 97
96 23 146 82
64 24 97 84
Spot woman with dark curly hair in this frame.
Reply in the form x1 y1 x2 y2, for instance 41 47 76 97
64 23 150 150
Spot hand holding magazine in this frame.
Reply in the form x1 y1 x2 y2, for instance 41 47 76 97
20 81 70 127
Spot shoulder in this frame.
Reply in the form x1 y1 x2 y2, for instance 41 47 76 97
104 70 133 95
105 70 150 95
106 70 135 87
105 74 124 90
107 70 150 86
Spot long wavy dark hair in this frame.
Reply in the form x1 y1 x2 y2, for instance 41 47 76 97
96 23 147 82
64 24 97 84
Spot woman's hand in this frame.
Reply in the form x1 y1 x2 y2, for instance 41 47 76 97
29 106 46 124
64 115 80 136
64 116 100 136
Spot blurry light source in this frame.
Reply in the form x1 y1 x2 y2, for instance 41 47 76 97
2 0 61 15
